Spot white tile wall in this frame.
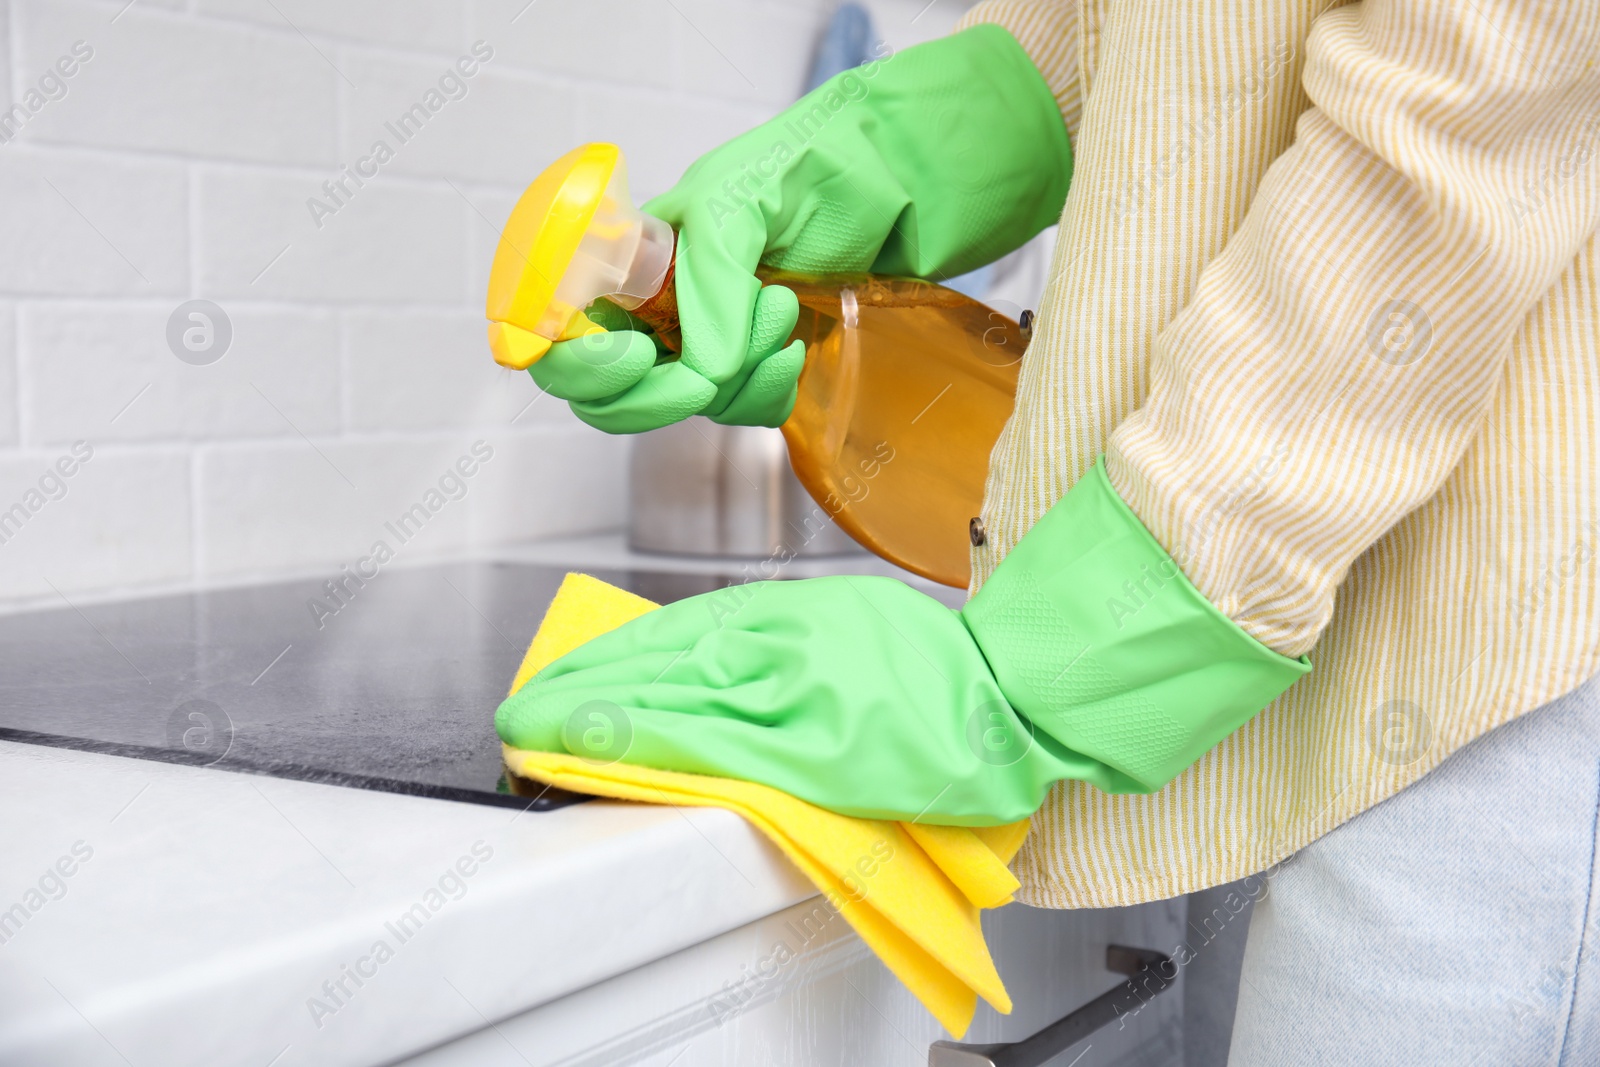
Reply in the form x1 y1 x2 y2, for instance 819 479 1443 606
195 436 481 579
0 0 969 611
0 305 16 446
0 148 188 296
342 309 561 431
673 0 824 106
14 0 341 165
0 4 12 118
0 445 193 601
195 166 472 301
20 302 342 443
340 55 578 187
194 0 471 53
475 0 674 91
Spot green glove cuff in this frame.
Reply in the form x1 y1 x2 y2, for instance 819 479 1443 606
963 458 1311 793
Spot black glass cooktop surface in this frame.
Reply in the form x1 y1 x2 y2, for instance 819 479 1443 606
0 563 734 810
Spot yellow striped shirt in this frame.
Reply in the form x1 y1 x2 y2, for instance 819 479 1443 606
958 0 1600 906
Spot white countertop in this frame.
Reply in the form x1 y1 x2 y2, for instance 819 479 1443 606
0 537 975 1065
0 740 816 1067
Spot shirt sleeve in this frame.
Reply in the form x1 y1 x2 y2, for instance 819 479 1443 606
1104 0 1600 656
957 0 1083 141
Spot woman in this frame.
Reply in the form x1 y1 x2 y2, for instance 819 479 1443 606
502 1 1600 1059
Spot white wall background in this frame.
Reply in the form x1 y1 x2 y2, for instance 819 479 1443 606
0 0 969 612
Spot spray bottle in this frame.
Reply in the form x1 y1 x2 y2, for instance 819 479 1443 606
486 143 1026 589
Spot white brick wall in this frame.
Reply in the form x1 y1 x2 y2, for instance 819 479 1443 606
0 0 967 610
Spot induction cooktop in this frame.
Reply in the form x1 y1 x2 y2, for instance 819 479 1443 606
0 563 734 810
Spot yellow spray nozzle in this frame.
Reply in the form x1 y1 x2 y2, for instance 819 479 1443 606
486 143 674 371
486 143 615 370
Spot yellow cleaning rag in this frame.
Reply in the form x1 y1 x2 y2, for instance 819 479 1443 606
501 572 1030 1037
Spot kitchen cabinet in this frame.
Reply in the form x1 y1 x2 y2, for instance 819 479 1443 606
403 895 1185 1067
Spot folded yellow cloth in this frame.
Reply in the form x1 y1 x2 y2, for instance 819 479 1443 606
502 572 1029 1037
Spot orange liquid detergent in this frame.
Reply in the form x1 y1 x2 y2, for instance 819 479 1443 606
637 269 1026 589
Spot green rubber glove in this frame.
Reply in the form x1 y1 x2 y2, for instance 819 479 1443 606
547 23 1073 433
530 290 806 434
496 460 1309 826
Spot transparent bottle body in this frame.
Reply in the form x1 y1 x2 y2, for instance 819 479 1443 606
762 270 1024 590
616 246 1025 590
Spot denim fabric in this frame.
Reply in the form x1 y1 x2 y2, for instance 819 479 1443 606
1230 673 1600 1065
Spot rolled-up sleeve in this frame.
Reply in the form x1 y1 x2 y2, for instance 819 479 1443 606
1105 0 1600 656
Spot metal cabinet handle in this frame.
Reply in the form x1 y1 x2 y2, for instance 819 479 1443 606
928 945 1177 1067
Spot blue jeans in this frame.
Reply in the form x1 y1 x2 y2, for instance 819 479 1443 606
1229 672 1600 1065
